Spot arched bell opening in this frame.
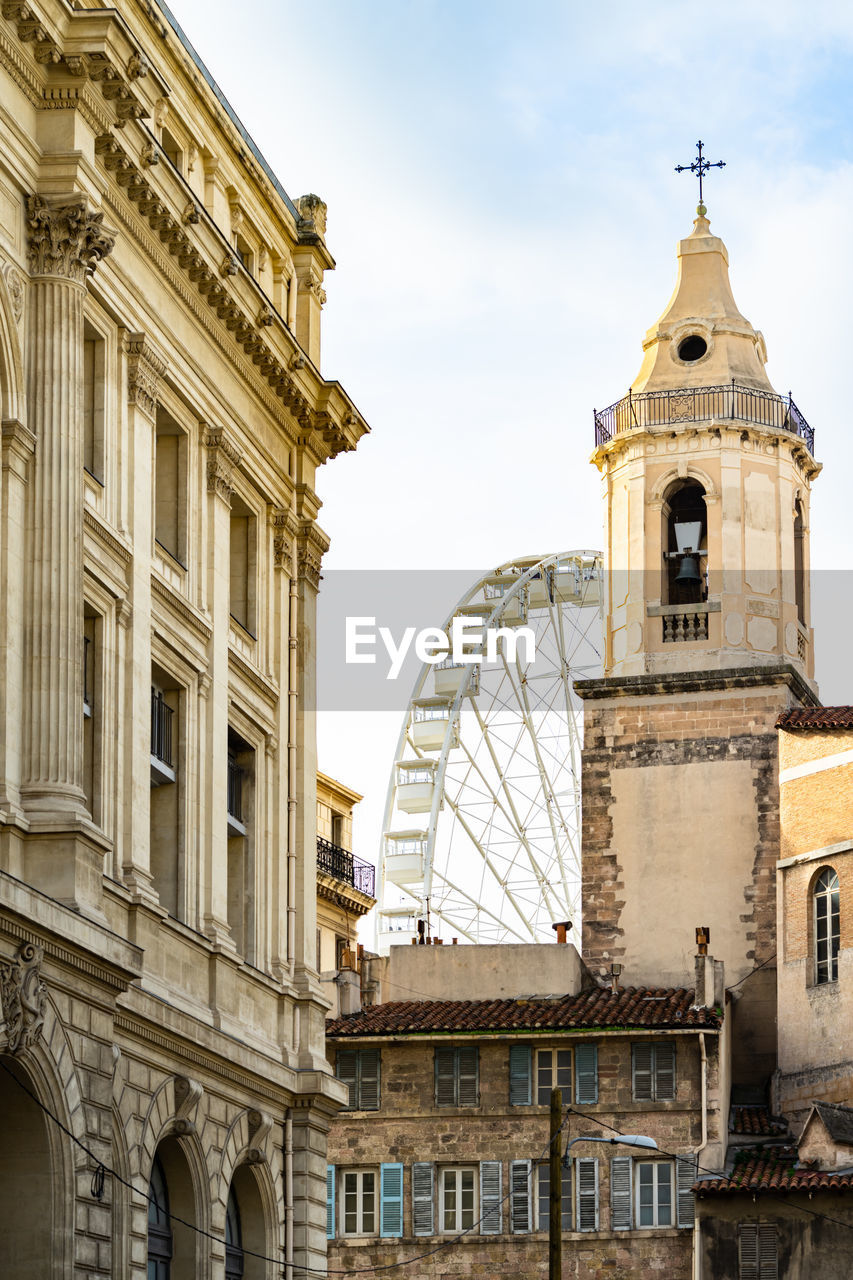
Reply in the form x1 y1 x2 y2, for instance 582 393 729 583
664 480 708 607
794 498 806 627
0 1055 54 1279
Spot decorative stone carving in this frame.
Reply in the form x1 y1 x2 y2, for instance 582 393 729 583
296 193 327 238
153 96 169 127
174 1074 203 1133
203 423 242 502
127 51 149 79
182 201 200 225
187 143 198 174
64 54 86 76
125 332 167 419
26 194 116 284
0 262 24 323
220 255 238 277
296 524 329 591
268 506 297 569
0 942 46 1054
141 141 159 167
257 305 273 327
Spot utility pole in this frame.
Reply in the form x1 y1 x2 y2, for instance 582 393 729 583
549 1088 562 1280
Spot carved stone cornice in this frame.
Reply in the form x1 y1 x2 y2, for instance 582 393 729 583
203 423 242 503
0 941 46 1053
26 193 116 283
125 331 167 418
268 506 299 569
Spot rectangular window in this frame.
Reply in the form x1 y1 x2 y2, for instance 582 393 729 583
739 1222 778 1279
154 408 188 566
632 1042 676 1101
150 667 182 917
537 1048 572 1105
82 609 99 819
229 494 257 636
226 727 255 958
636 1161 673 1228
83 320 106 482
440 1166 476 1233
537 1161 572 1232
335 1048 380 1111
342 1169 376 1237
435 1047 478 1107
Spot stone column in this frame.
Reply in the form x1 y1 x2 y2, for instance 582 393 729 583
20 194 115 910
121 334 167 904
201 423 242 950
0 418 35 825
268 505 297 980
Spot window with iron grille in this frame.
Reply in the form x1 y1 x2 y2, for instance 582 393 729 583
434 1046 479 1106
632 1041 676 1101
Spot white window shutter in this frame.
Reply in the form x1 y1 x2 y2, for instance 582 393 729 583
457 1047 479 1106
359 1048 381 1110
336 1049 358 1108
326 1165 335 1239
480 1160 502 1234
510 1159 531 1233
412 1162 434 1236
656 1042 676 1101
632 1043 653 1101
610 1155 632 1230
574 1044 598 1104
509 1044 532 1105
435 1048 456 1105
676 1154 697 1228
380 1163 403 1238
576 1157 599 1231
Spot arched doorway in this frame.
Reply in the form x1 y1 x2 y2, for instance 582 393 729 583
147 1137 197 1280
0 1055 54 1279
227 1163 269 1280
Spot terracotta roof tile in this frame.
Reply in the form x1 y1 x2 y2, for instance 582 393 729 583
730 1105 789 1137
698 1145 853 1195
777 706 853 730
327 986 721 1037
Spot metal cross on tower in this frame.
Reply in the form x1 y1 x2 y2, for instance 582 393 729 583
675 140 725 214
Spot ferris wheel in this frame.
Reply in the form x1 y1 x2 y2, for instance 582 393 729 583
377 551 604 949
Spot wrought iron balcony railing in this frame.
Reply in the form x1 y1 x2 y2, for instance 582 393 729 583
150 688 173 767
593 382 815 454
317 836 376 898
227 751 243 824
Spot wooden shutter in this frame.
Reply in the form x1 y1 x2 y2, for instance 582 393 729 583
326 1165 335 1239
655 1042 676 1101
676 1154 697 1228
574 1044 598 1104
336 1049 358 1109
510 1159 531 1233
509 1044 532 1105
610 1156 632 1230
457 1047 479 1106
379 1163 403 1238
758 1223 778 1279
632 1043 654 1101
480 1161 502 1234
576 1157 599 1231
359 1048 381 1110
435 1048 457 1105
412 1162 434 1236
739 1223 759 1279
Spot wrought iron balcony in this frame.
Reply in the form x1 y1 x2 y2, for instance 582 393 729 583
317 836 376 898
150 688 174 768
227 751 243 826
593 382 814 454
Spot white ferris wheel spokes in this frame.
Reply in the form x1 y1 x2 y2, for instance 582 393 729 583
378 551 603 949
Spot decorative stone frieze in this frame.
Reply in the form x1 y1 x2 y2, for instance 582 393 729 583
0 262 24 322
125 331 167 418
0 941 46 1053
26 194 116 283
203 423 242 502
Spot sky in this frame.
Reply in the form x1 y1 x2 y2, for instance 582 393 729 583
167 0 853 918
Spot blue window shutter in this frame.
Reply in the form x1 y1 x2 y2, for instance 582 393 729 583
574 1044 598 1104
610 1156 632 1230
509 1044 532 1105
412 1162 434 1236
480 1161 502 1234
326 1165 335 1239
380 1163 404 1238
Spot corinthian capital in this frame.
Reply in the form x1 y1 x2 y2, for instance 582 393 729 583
26 194 116 284
125 332 167 419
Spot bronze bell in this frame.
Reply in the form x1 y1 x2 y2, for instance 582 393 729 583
675 554 701 585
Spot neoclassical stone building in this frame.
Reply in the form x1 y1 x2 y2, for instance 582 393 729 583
0 0 367 1276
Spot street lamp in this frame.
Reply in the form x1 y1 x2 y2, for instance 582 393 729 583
548 1094 658 1280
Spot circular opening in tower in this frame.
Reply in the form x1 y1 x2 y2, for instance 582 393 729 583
677 335 708 362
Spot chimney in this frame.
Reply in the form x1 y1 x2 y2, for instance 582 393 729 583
693 927 724 1008
551 920 572 945
609 962 623 993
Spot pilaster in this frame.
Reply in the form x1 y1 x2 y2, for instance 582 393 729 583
0 419 36 822
269 504 297 980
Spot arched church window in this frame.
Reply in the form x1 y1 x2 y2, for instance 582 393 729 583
665 482 707 606
794 500 805 626
147 1154 172 1280
814 868 840 985
225 1185 244 1280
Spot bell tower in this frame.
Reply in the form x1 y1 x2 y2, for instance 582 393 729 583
578 206 821 1085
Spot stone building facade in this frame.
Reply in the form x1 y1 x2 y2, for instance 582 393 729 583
0 0 367 1276
315 772 376 1019
326 941 726 1280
